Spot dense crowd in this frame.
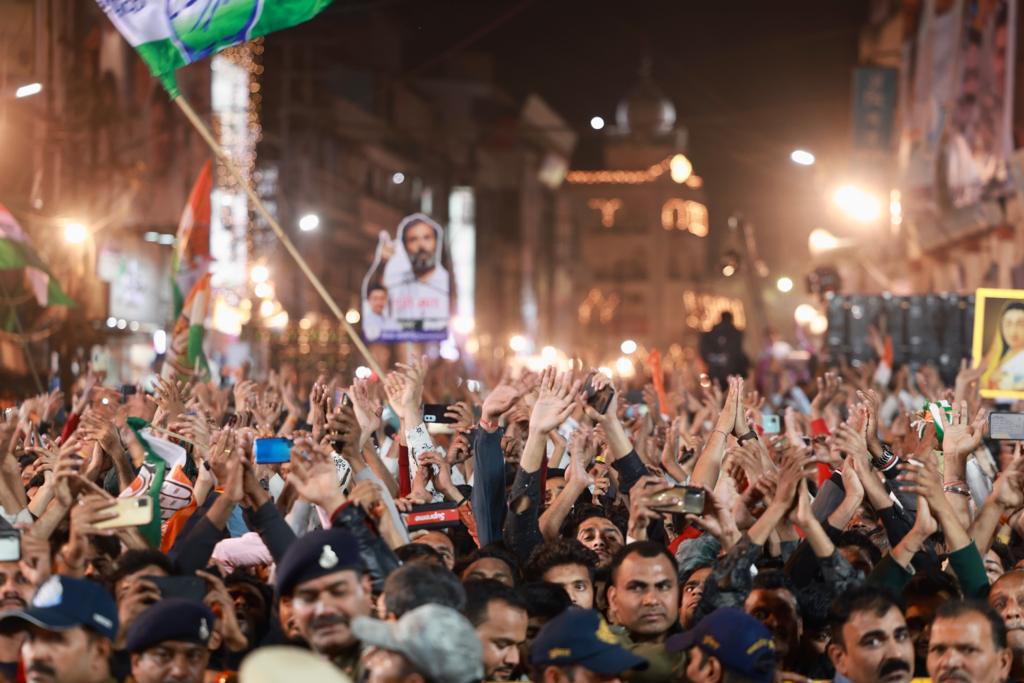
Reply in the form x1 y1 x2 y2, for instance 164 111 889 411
0 327 1022 683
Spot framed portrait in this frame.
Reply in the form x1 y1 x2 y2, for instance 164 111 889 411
972 288 1024 399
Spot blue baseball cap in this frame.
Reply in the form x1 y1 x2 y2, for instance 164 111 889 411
529 608 648 675
666 608 776 683
0 575 118 640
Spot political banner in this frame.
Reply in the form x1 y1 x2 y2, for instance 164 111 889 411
361 213 451 343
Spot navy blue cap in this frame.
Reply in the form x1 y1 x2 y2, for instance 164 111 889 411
275 527 365 597
529 608 647 675
124 599 216 653
666 607 776 683
0 575 118 640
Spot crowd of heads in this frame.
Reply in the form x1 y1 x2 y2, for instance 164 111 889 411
0 338 1023 683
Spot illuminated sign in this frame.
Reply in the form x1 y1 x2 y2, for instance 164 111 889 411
661 199 708 236
587 198 622 228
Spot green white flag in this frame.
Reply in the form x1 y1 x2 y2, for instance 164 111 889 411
122 417 192 547
95 0 334 97
0 203 73 307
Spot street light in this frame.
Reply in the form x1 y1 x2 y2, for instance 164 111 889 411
541 345 558 363
776 277 794 293
392 172 405 185
509 334 528 353
832 185 882 223
250 264 269 283
670 154 692 184
345 309 361 324
298 213 320 232
794 304 818 325
15 83 42 99
63 222 87 244
790 149 815 166
615 356 635 378
620 339 637 354
590 116 605 130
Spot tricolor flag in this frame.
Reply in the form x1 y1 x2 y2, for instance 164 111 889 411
95 0 334 97
162 272 211 380
121 418 195 547
0 203 72 308
172 161 212 319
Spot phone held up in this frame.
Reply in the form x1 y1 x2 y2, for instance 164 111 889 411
254 437 293 465
990 412 1024 440
648 486 706 516
584 373 615 415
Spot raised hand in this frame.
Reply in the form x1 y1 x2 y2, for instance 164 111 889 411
287 438 345 511
444 401 475 433
252 389 283 434
582 371 618 424
940 400 986 457
811 371 841 419
350 378 383 440
530 368 581 435
153 377 192 425
233 380 259 415
481 384 521 426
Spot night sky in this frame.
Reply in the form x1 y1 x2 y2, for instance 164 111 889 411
348 0 871 276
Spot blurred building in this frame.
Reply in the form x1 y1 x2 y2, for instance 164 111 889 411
556 65 735 365
257 11 574 375
0 0 215 391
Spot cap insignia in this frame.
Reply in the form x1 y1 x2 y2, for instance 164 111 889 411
319 545 339 569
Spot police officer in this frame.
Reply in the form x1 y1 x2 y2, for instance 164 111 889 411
529 608 648 683
124 598 216 683
275 528 374 677
0 575 119 683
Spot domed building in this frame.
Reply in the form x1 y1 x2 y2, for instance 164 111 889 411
553 63 746 364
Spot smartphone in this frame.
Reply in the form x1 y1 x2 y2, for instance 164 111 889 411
990 412 1024 440
584 374 615 415
146 575 207 603
762 414 782 435
93 497 153 530
0 530 20 562
423 404 456 424
402 501 462 531
649 486 706 515
254 437 293 464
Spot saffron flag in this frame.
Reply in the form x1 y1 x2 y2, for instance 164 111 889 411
162 272 211 380
0 203 72 307
172 161 212 319
95 0 334 97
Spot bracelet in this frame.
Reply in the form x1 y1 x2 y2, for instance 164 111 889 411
942 484 971 497
713 429 730 438
943 479 967 489
871 447 898 472
737 430 758 445
1000 514 1012 526
479 417 498 432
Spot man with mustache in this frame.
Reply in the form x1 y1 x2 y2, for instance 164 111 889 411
0 538 46 681
989 569 1024 681
827 585 913 683
124 599 214 683
369 214 450 335
927 601 1011 683
463 579 529 681
606 542 682 681
275 527 374 679
0 575 118 683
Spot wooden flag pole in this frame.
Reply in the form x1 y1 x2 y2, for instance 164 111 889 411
172 94 385 379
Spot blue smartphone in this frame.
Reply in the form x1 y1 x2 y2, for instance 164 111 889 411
254 437 292 464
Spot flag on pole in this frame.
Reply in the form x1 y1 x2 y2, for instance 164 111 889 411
95 0 335 97
162 272 212 380
121 418 195 547
0 203 73 307
172 161 213 319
